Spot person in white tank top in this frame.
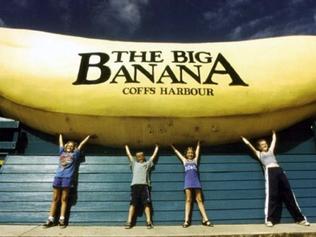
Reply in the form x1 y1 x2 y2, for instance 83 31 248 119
242 131 310 227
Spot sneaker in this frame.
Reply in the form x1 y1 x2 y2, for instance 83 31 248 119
124 222 132 229
266 221 274 227
58 219 66 229
42 220 54 228
297 220 310 226
146 222 154 229
182 221 190 228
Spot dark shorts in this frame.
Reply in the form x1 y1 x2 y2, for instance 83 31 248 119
53 177 72 189
130 184 151 206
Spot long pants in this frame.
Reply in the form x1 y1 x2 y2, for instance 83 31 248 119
264 167 306 224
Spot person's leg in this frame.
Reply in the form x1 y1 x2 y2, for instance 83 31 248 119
144 204 152 225
195 189 212 226
184 189 193 226
142 186 153 226
126 185 137 228
264 168 281 226
127 205 136 225
49 188 61 217
279 170 308 224
60 188 70 223
43 187 61 227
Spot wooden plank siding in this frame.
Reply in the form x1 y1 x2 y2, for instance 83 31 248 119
0 153 315 225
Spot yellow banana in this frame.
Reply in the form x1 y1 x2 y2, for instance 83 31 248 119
0 28 315 147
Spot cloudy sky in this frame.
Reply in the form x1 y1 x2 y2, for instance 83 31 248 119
0 0 315 42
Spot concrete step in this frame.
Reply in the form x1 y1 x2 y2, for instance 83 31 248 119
0 224 315 237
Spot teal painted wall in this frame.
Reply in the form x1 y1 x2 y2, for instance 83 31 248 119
0 120 315 225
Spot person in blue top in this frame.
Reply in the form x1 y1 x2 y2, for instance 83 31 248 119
242 131 310 227
171 141 213 228
43 134 90 228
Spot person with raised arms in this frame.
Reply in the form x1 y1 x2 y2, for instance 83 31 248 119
124 144 159 229
43 134 90 228
241 131 310 227
171 141 213 228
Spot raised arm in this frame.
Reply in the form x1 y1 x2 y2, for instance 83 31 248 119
125 145 134 163
59 134 64 148
269 130 277 152
77 135 90 150
241 136 259 158
171 144 186 164
195 141 201 161
149 144 159 162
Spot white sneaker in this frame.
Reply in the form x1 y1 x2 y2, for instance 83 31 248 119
297 220 310 226
266 221 274 227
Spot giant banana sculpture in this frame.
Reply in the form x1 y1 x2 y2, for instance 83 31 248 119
0 28 315 147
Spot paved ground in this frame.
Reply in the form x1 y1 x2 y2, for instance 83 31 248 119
0 224 315 237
